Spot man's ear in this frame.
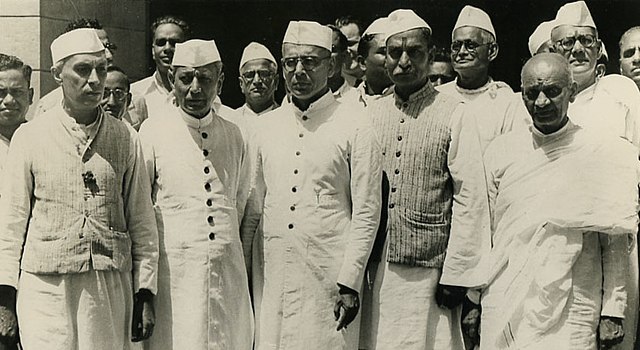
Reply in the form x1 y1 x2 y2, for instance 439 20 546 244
568 81 578 103
28 87 34 105
217 72 225 96
167 68 175 90
488 42 499 62
51 65 63 86
327 55 337 78
125 92 132 109
357 55 367 73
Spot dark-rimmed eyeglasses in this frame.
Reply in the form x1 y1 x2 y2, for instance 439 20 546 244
241 70 276 81
451 40 490 53
0 88 29 100
555 34 597 51
622 46 640 59
103 88 127 102
154 38 181 47
281 56 330 72
523 85 563 101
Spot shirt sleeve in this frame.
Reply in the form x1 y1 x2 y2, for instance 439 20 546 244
440 104 492 288
0 127 33 288
600 233 630 318
336 121 382 292
123 128 159 294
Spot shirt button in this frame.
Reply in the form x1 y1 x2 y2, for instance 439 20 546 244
299 133 304 138
204 167 210 174
302 116 308 121
207 216 214 225
291 186 297 193
295 151 301 156
288 223 294 229
400 119 405 123
202 132 208 139
290 205 296 211
208 232 215 240
397 135 403 141
293 169 299 174
394 169 400 175
389 203 395 209
203 149 209 157
391 187 397 193
206 199 212 206
396 151 401 157
204 183 211 191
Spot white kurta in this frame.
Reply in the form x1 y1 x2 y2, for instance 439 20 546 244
139 108 253 350
0 133 9 182
482 121 638 349
437 78 526 153
242 91 382 350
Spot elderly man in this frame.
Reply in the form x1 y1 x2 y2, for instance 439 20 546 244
235 42 279 118
619 26 640 90
241 20 382 350
335 16 365 87
551 5 640 347
328 25 358 103
139 39 253 350
365 9 490 350
480 53 636 350
0 28 158 349
0 54 32 179
437 5 522 152
354 17 393 107
101 66 146 130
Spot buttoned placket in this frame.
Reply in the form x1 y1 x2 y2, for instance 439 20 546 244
388 106 409 211
288 114 307 232
200 127 216 242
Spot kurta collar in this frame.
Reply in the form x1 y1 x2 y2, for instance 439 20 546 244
153 70 171 96
393 81 436 108
180 108 214 129
242 102 278 116
530 118 577 147
57 106 103 138
292 90 335 119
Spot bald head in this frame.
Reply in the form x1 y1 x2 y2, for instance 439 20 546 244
521 53 577 134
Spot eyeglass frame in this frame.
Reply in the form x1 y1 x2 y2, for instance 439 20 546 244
554 34 598 52
240 69 277 81
281 55 331 73
102 88 128 102
450 40 492 53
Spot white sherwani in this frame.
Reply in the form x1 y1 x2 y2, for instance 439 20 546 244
139 107 253 350
437 78 526 152
242 91 382 350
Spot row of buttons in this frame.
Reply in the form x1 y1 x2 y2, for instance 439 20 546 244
201 131 215 240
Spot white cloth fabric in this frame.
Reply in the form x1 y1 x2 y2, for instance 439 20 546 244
553 1 596 29
454 5 496 39
354 81 393 107
240 42 276 69
481 121 638 349
234 102 278 118
172 39 221 67
368 241 464 350
50 28 104 63
17 270 140 350
0 133 9 183
283 21 332 51
333 80 359 105
385 9 431 42
241 91 382 349
528 20 556 56
437 78 527 153
139 107 253 350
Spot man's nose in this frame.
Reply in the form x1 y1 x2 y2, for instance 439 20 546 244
535 92 550 107
398 51 411 67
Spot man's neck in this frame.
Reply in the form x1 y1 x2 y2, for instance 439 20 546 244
248 98 276 114
63 101 99 125
395 79 428 101
158 67 173 92
456 71 490 90
0 122 24 141
328 76 345 93
292 87 329 111
575 72 597 94
366 80 391 96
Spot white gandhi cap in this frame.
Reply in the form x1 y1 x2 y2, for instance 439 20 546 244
282 21 332 51
363 17 390 36
172 39 221 67
553 1 596 29
50 28 105 64
528 20 556 56
384 9 431 43
453 5 496 40
239 42 277 70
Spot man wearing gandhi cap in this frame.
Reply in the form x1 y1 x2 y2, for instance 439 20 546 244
235 42 279 118
0 28 158 349
354 16 393 107
138 39 253 350
364 9 490 350
551 2 640 349
241 20 382 350
529 20 557 56
437 5 524 153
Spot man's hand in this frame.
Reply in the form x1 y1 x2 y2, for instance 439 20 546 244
333 284 359 331
131 289 155 342
435 283 466 309
461 297 481 348
599 316 624 349
0 286 18 347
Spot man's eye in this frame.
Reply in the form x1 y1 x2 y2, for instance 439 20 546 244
623 48 637 58
525 90 540 100
387 48 402 59
544 87 562 98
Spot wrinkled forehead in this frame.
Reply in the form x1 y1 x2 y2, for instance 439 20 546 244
522 57 571 86
64 51 108 68
240 59 276 73
105 71 129 89
0 69 30 87
551 25 597 41
154 23 185 40
386 28 429 48
174 63 219 76
282 43 329 57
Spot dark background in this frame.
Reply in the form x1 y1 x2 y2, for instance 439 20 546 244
144 0 640 108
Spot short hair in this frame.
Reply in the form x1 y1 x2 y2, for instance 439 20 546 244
151 15 191 39
327 24 348 53
0 53 33 85
619 26 640 50
334 16 364 36
65 18 103 33
432 47 452 63
106 65 130 90
357 33 378 59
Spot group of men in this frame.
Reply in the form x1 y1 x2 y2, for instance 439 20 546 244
0 1 639 350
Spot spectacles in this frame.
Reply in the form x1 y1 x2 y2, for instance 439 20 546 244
154 38 181 47
523 85 563 100
241 70 276 81
0 87 29 100
427 74 455 83
622 46 640 59
103 42 117 52
103 88 127 102
451 40 490 53
282 56 330 72
387 47 427 60
555 34 597 51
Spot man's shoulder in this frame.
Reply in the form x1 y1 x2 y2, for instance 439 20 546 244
596 74 640 108
130 75 155 95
